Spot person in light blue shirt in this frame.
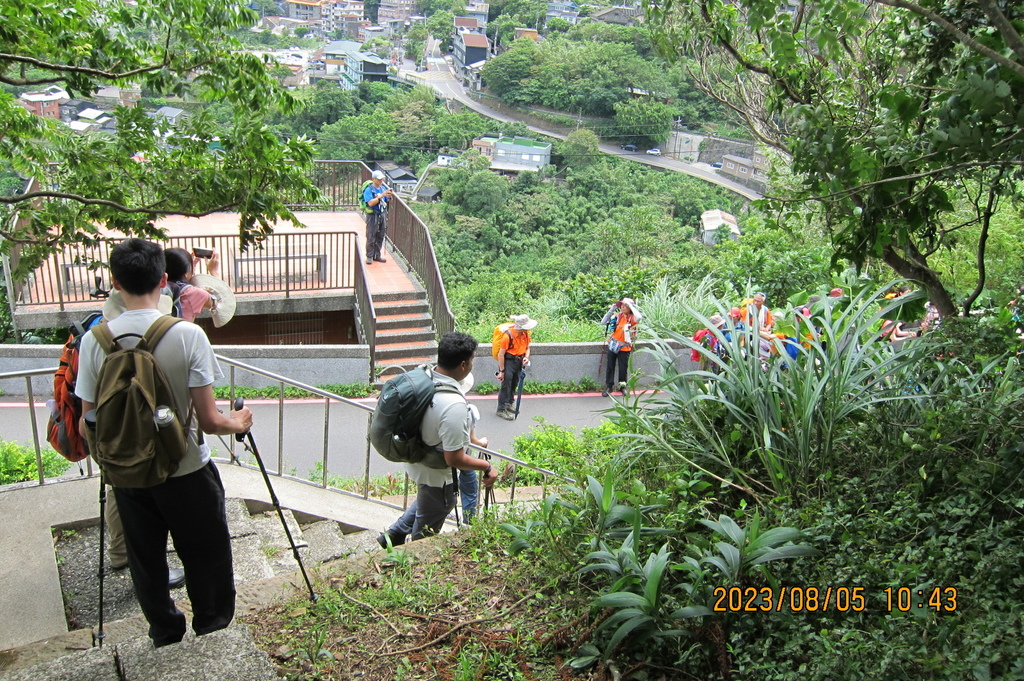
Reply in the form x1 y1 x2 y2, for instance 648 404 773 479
363 170 392 265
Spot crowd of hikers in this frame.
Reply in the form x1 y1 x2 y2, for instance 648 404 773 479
688 286 938 372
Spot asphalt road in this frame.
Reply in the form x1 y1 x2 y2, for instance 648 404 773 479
404 63 762 200
0 392 615 483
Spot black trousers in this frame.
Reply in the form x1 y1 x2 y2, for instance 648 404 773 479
114 461 235 647
605 348 631 389
365 211 387 260
498 354 525 412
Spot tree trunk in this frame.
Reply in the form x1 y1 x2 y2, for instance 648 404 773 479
881 244 958 317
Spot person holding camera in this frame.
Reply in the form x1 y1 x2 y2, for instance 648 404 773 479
363 170 393 265
601 298 641 396
165 247 223 323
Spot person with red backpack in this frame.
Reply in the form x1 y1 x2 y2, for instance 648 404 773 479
75 239 253 648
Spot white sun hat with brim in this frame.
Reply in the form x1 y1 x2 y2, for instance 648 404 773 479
102 290 173 320
510 314 538 330
191 274 236 328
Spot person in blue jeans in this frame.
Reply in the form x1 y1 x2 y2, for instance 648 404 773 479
377 334 498 548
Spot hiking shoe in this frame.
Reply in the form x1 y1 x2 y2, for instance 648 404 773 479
168 568 186 589
497 409 516 421
374 256 387 263
376 531 405 549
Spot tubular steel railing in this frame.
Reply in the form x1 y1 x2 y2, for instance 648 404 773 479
0 361 571 514
353 250 378 384
386 191 455 338
14 232 358 309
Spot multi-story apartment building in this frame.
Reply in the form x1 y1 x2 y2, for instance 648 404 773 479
378 0 416 23
285 0 323 22
19 87 69 119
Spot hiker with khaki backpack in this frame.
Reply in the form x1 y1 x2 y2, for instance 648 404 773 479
75 239 252 649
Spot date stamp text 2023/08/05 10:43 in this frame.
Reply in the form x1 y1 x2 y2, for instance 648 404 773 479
711 586 959 614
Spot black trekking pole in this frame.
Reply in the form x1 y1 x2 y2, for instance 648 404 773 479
94 470 107 648
233 398 317 602
513 366 527 420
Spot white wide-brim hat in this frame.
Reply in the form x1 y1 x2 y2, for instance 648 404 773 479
102 290 173 320
510 314 538 330
191 274 236 328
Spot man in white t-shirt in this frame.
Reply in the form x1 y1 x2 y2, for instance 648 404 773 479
75 239 253 648
379 333 499 545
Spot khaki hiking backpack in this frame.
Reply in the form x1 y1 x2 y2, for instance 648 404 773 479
89 316 192 488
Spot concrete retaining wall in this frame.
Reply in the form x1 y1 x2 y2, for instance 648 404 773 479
0 341 693 396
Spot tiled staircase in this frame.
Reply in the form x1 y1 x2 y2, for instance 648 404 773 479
372 290 438 384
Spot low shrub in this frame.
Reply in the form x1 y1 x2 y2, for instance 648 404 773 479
0 441 70 485
212 383 373 401
511 418 623 484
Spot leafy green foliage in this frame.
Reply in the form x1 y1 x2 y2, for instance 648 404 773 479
648 0 1024 315
212 383 374 400
510 419 623 484
0 441 69 485
0 0 321 267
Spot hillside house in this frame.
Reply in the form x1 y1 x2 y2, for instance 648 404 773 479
699 209 740 246
18 87 69 119
591 6 642 25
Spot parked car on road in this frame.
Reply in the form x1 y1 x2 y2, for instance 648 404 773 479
620 144 638 152
711 161 722 168
646 148 662 156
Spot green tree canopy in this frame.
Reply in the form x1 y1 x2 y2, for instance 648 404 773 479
0 0 319 270
649 0 1024 315
555 128 601 169
613 98 673 147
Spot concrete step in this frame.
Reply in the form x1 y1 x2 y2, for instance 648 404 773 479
373 299 429 316
376 311 433 331
374 339 437 360
248 509 309 577
301 521 384 564
374 356 435 383
370 289 426 303
375 327 435 344
0 624 276 681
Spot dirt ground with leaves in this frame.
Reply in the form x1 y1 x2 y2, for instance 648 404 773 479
243 530 674 681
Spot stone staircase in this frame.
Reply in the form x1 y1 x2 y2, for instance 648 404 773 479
0 497 384 680
373 290 437 383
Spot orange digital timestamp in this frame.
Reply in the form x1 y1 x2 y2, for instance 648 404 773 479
884 587 958 613
711 586 867 613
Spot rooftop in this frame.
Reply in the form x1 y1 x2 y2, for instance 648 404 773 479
461 33 489 48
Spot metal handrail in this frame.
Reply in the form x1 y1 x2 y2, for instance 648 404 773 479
384 191 456 338
1 361 572 509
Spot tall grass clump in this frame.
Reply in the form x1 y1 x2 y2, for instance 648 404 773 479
610 283 939 498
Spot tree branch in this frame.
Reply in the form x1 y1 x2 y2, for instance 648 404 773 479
962 181 1001 315
766 159 1024 203
0 190 238 217
870 0 1024 80
0 53 170 82
0 52 218 87
974 0 1024 64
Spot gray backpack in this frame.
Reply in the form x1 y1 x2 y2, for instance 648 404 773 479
370 367 463 470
